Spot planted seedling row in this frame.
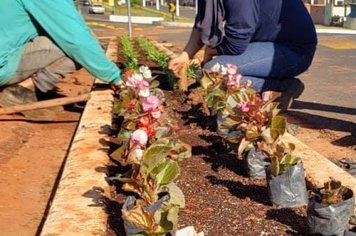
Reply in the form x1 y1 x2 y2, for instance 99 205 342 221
199 63 355 235
114 36 355 235
109 63 203 235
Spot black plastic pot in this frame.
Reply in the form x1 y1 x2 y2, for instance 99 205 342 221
243 147 270 179
307 188 355 236
123 195 170 235
266 162 308 208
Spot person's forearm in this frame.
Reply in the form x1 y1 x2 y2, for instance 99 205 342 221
183 28 204 58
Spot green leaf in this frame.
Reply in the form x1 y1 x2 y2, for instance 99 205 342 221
150 80 160 88
110 146 126 163
155 127 173 139
271 116 287 135
281 154 298 165
246 126 260 140
154 206 179 233
269 156 280 177
160 182 186 208
154 160 180 185
200 71 214 89
141 145 171 178
171 141 192 161
261 128 279 144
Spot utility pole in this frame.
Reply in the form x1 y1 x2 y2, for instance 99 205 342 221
176 0 180 17
127 0 133 38
156 0 160 10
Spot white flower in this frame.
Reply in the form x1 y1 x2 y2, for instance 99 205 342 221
139 65 152 79
220 65 228 75
133 148 144 161
172 226 204 236
138 87 150 97
211 63 221 73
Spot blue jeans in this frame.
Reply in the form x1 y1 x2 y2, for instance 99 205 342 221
204 42 316 92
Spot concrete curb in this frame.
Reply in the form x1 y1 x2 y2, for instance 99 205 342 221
40 38 118 236
284 133 356 193
161 21 194 28
316 28 356 34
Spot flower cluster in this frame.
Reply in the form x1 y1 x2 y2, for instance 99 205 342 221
111 65 193 235
201 63 287 156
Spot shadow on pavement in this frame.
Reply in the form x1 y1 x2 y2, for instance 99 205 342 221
287 110 356 147
291 100 356 116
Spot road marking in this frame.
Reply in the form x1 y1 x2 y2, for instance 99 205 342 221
87 21 124 31
155 25 165 29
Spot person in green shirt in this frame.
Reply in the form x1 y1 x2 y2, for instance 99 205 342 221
0 0 122 114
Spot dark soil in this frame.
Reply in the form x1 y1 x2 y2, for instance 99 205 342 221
106 41 315 236
107 87 311 236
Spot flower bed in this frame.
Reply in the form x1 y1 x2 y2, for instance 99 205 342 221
107 36 356 235
40 37 356 236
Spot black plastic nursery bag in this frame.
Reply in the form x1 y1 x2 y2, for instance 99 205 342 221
307 188 355 236
244 147 270 179
123 195 170 236
266 162 308 208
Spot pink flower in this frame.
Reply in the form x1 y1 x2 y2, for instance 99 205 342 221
130 129 148 147
238 102 250 112
226 64 238 75
226 74 242 88
126 74 144 88
126 73 150 97
142 95 161 112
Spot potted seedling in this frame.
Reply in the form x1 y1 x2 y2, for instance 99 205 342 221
308 178 355 235
122 195 180 236
200 63 279 178
264 140 308 208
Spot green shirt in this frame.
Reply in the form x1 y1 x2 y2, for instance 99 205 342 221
0 0 121 86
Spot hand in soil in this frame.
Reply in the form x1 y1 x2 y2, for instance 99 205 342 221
169 52 190 76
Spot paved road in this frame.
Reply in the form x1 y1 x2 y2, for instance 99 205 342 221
146 5 197 18
80 3 196 20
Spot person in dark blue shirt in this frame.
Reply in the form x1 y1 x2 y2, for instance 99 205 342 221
169 0 317 112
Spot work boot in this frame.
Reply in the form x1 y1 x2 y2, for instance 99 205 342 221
0 84 37 106
278 78 305 113
0 84 55 120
